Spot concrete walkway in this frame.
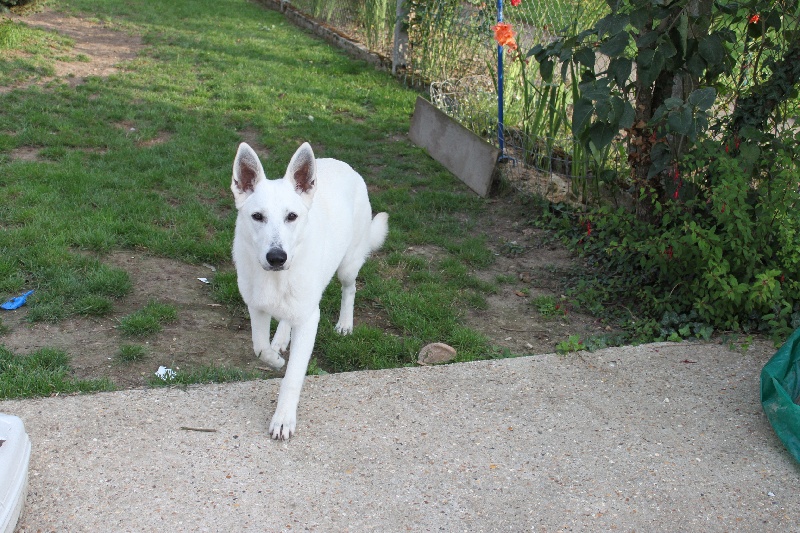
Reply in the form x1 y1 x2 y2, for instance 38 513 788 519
3 341 798 532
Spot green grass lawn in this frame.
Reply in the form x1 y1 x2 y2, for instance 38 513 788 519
0 0 510 395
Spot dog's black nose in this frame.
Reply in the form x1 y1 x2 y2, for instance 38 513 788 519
266 248 287 267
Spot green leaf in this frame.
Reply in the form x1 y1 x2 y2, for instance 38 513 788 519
687 87 716 110
669 14 688 58
657 37 677 59
600 32 631 57
608 57 632 87
527 44 543 59
698 35 724 67
619 100 635 128
686 52 706 77
638 49 665 86
765 10 782 31
596 14 630 38
588 121 617 151
636 31 659 50
573 97 594 136
666 106 693 135
580 80 611 101
648 141 672 178
540 59 554 82
574 47 595 69
716 2 739 15
629 8 650 31
739 142 761 167
664 97 683 110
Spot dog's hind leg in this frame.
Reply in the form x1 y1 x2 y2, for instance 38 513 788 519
334 258 365 335
271 319 291 354
249 306 285 370
269 309 320 440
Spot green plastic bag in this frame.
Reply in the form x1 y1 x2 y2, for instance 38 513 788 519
761 327 800 464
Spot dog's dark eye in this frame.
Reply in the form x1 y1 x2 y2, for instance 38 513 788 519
286 212 298 222
251 212 264 222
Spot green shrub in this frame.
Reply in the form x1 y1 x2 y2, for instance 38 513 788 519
553 131 800 340
0 0 38 10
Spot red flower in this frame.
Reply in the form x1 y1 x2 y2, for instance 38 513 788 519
510 0 522 6
749 14 760 23
491 22 517 50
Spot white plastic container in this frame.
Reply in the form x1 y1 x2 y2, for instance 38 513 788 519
0 414 31 533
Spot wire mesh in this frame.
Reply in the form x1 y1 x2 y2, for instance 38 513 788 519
278 0 611 199
275 1 800 205
287 0 397 58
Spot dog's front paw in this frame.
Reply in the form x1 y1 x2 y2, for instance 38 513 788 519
334 321 353 336
269 409 296 440
256 346 285 370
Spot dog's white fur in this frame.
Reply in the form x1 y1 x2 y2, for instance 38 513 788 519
231 142 388 440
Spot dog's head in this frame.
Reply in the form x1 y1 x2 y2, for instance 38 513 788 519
231 142 317 271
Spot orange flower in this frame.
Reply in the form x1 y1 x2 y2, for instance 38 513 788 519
491 22 517 50
510 0 522 6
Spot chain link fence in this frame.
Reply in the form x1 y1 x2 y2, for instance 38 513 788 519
277 0 609 199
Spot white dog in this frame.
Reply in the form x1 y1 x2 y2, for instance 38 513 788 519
231 142 388 440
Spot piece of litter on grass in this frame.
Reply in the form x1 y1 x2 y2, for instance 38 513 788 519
155 366 176 381
197 277 210 284
1 290 34 310
202 263 217 272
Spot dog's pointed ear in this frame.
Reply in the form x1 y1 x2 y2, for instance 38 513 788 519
232 143 265 209
285 142 316 206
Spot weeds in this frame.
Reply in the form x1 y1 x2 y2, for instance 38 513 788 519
0 346 115 399
147 364 264 387
555 334 584 355
531 295 566 318
118 300 177 337
116 344 148 363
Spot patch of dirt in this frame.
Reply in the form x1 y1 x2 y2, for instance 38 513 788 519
0 253 259 388
237 127 270 159
4 9 143 92
9 146 41 162
114 121 172 148
464 196 614 356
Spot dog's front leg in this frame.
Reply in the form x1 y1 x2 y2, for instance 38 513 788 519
249 306 285 370
271 319 292 354
269 308 319 440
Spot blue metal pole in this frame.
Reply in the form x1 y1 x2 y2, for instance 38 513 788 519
497 0 505 155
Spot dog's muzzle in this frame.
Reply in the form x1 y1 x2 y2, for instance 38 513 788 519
266 248 287 270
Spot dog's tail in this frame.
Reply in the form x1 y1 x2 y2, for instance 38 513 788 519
369 212 389 252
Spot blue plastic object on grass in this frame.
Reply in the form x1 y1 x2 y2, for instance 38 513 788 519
0 291 34 310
